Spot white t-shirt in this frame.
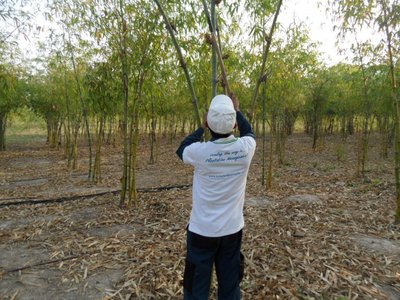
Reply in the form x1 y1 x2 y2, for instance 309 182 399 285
183 135 256 237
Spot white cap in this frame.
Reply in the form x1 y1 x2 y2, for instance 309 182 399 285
207 94 236 134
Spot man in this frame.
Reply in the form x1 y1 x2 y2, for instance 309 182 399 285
176 93 256 299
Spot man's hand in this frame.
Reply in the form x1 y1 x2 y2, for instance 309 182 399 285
228 92 240 111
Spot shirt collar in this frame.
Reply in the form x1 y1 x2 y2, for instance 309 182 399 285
211 135 237 144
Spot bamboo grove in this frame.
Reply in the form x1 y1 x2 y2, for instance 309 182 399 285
1 0 399 221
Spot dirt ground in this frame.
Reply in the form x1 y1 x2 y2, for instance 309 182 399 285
0 132 399 299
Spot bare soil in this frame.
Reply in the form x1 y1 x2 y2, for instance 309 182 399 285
0 132 399 299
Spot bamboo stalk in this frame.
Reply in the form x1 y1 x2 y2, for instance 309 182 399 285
201 0 230 94
261 79 267 186
267 128 273 189
119 0 129 207
353 29 370 178
128 114 139 207
62 60 73 164
149 97 157 164
216 18 228 94
249 0 283 123
67 33 93 179
380 0 400 222
153 0 202 128
0 113 7 150
211 0 218 97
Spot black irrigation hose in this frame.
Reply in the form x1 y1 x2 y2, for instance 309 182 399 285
3 255 81 274
6 173 88 184
0 184 192 207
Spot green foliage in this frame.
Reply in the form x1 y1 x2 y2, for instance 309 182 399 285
7 107 46 134
0 0 32 44
0 0 397 144
0 63 26 114
85 61 120 117
265 23 318 124
27 56 74 123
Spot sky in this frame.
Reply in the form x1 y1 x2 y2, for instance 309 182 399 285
7 0 379 67
280 0 381 65
279 0 346 65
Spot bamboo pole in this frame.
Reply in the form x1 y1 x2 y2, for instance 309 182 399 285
216 18 228 94
261 79 267 186
201 0 230 94
153 0 202 128
353 29 370 177
211 0 218 98
61 56 73 165
380 0 400 222
249 0 283 123
119 0 129 207
0 113 7 151
67 33 93 179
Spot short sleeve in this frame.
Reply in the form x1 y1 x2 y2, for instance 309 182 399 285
182 142 202 166
240 136 256 155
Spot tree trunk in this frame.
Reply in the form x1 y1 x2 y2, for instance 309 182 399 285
285 108 297 136
211 0 217 98
93 113 105 183
149 98 157 164
181 118 186 135
267 131 273 189
356 115 370 177
201 0 230 94
128 113 139 207
355 44 371 178
119 6 130 207
106 116 113 145
277 120 286 165
249 0 283 122
312 109 319 150
347 114 354 135
0 113 7 151
72 120 80 169
380 0 400 222
67 33 93 178
63 121 69 159
303 112 311 135
273 111 286 165
340 115 347 141
169 115 174 144
378 115 389 158
153 0 201 127
162 115 167 138
47 116 60 148
261 81 267 186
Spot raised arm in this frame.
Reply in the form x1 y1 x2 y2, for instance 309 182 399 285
229 92 255 139
236 111 255 139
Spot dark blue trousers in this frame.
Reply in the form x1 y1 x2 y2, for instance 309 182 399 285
183 229 243 300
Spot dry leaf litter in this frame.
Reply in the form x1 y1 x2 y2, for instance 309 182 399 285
0 133 399 299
